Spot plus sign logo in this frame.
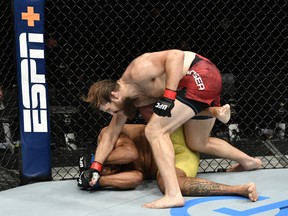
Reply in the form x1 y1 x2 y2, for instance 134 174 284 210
21 6 40 27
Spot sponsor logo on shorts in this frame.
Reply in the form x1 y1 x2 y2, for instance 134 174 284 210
187 69 205 90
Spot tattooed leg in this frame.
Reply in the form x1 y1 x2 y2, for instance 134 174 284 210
179 177 258 202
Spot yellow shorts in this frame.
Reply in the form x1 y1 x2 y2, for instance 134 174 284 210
170 126 199 177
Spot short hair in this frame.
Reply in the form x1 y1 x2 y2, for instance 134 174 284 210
83 79 119 111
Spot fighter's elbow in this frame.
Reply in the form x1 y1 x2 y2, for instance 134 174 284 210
129 171 144 187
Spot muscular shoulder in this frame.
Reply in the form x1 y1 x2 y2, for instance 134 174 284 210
126 51 165 82
122 49 186 82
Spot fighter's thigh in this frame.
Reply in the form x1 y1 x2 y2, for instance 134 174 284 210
183 118 216 151
147 100 195 134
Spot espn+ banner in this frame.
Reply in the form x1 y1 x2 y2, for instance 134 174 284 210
13 0 51 182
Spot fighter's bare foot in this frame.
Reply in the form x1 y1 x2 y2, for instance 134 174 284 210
216 104 231 124
142 195 185 209
241 182 258 202
227 158 262 172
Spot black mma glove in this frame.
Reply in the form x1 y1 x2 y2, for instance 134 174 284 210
77 161 102 190
154 88 177 117
79 154 94 172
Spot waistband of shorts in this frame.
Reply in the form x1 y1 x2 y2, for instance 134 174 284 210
189 54 202 68
192 116 213 120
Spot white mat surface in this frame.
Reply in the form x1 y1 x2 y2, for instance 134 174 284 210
0 169 287 216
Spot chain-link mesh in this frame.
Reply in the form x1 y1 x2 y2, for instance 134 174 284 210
1 0 287 191
0 0 21 190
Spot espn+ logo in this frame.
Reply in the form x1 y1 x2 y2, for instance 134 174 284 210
19 32 48 132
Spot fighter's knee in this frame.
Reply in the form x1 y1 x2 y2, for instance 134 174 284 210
144 123 158 141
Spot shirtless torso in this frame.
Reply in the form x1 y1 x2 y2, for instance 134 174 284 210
119 51 196 108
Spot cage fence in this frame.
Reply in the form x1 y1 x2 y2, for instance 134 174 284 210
0 0 287 191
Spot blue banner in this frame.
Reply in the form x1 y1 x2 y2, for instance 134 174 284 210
13 0 51 182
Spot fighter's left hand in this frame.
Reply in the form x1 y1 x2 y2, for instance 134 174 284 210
153 89 176 117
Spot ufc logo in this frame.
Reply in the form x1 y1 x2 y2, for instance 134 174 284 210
155 102 168 110
79 157 84 168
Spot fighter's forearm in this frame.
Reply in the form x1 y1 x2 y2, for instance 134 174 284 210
99 170 143 189
98 131 138 166
94 134 116 164
95 113 128 164
164 49 185 91
105 143 139 165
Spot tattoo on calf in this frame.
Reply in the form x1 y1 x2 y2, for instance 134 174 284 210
183 179 224 196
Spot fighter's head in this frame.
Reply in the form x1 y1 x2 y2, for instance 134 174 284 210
83 79 120 114
84 79 138 118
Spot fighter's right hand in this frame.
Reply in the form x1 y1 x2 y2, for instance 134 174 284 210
79 154 94 172
77 161 103 190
